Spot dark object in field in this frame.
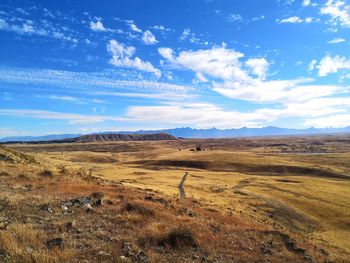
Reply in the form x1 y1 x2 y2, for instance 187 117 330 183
90 192 104 206
39 169 53 177
0 171 10 177
196 146 202 151
123 202 154 216
159 228 197 249
46 238 64 250
144 195 168 206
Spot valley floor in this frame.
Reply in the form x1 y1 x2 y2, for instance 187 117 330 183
2 134 350 262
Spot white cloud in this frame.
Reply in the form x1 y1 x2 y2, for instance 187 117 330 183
321 0 350 27
227 14 243 22
125 103 264 128
48 95 80 102
212 79 344 104
328 37 346 44
0 109 123 125
278 16 303 23
308 59 317 70
180 28 191 40
158 47 174 61
158 45 348 111
305 17 314 23
303 0 311 6
129 22 142 33
0 68 193 93
152 25 171 31
317 55 350 76
305 114 350 128
158 45 249 82
277 16 318 24
142 30 158 45
90 20 108 32
252 15 265 21
123 93 350 129
245 58 269 80
179 28 202 44
107 39 161 77
0 18 77 43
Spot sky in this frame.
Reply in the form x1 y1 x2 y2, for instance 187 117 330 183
0 0 350 137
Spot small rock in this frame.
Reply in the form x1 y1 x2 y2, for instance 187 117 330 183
46 238 64 250
40 203 53 213
84 203 94 213
98 251 111 257
61 205 69 214
119 255 132 263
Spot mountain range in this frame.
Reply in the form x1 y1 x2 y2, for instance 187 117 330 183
1 126 350 142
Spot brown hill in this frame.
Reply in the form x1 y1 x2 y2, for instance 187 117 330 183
74 133 178 143
0 145 38 164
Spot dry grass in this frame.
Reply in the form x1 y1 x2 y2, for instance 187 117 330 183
1 134 350 262
0 224 75 262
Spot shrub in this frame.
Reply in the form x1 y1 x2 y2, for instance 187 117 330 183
140 228 198 250
0 171 10 177
39 170 53 177
159 228 198 249
123 202 154 216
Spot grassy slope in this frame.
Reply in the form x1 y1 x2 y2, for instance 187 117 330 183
4 134 350 261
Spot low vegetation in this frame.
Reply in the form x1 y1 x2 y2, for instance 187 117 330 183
0 134 349 262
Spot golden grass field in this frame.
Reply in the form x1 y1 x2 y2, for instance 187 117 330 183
9 133 350 260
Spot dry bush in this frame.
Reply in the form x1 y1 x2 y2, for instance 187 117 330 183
0 171 10 177
159 228 197 249
123 202 155 216
17 173 29 179
139 224 198 250
39 169 53 177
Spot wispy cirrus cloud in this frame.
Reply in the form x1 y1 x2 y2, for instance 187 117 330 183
0 17 78 42
328 38 346 44
0 67 195 101
0 109 124 124
276 16 316 23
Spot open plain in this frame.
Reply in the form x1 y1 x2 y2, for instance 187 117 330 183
1 134 350 262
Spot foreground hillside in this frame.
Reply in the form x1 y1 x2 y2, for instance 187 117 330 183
2 134 350 262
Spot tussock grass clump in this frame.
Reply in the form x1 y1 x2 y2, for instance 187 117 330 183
39 169 53 177
17 173 29 179
159 228 198 249
123 202 155 216
0 171 10 177
140 227 198 250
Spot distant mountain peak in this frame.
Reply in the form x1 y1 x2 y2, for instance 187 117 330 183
1 126 350 142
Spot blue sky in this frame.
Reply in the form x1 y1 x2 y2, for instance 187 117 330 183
0 0 350 136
